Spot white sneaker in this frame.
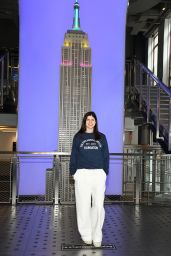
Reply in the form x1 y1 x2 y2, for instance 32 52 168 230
93 241 101 247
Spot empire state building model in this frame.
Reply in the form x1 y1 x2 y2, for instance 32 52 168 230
58 0 92 152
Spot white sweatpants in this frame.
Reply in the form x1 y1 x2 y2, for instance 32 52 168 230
74 169 106 243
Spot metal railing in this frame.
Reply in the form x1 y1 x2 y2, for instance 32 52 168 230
0 153 13 203
1 148 171 205
134 59 171 151
11 152 60 205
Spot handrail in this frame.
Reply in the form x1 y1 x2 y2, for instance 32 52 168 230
137 60 171 96
1 149 171 205
0 151 168 157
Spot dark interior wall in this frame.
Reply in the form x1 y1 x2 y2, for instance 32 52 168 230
125 29 134 59
126 30 147 64
134 32 146 63
0 20 19 48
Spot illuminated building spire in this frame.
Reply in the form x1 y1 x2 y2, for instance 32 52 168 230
72 0 81 30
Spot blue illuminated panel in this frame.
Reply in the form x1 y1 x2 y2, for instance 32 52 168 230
18 0 128 195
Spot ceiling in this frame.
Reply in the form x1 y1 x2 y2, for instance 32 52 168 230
0 0 171 45
127 0 171 35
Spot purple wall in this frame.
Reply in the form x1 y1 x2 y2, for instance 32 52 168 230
18 0 128 195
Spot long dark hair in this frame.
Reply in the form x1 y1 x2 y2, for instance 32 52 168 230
78 111 101 140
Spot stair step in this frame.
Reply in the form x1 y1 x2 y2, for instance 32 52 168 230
141 91 169 94
141 99 168 102
147 96 169 99
137 89 170 97
150 102 169 105
148 104 169 108
136 84 170 92
142 93 169 97
150 107 169 110
160 115 169 119
159 111 169 114
151 112 169 116
160 118 169 121
151 95 167 98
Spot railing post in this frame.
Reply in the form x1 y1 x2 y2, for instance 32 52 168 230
134 157 142 205
134 177 140 205
152 154 157 194
156 85 160 138
147 181 150 205
54 155 60 205
12 155 18 206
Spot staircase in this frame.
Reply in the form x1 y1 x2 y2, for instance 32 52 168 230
134 60 171 152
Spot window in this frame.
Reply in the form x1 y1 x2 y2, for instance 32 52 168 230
148 30 158 77
163 14 171 86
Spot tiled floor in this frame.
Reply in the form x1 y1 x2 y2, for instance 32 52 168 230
0 204 171 256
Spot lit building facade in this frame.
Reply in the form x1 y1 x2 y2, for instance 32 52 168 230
58 0 92 152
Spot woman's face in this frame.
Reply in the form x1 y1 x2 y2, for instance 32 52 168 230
86 115 96 131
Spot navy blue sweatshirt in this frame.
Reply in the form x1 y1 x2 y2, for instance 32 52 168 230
70 132 109 175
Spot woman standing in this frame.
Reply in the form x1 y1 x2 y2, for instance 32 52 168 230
70 111 109 247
